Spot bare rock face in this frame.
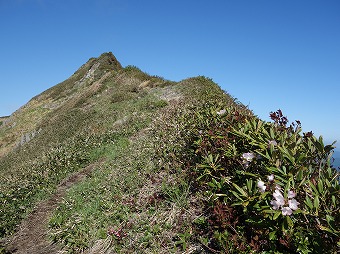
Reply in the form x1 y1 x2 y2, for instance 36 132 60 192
18 128 42 147
0 116 12 128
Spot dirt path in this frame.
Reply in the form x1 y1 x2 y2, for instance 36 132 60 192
3 162 100 254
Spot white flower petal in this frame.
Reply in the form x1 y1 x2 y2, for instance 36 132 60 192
281 206 293 216
257 180 266 192
288 190 296 198
273 189 285 206
242 152 255 162
276 196 285 206
217 109 226 115
267 174 274 182
257 180 265 187
288 198 300 210
268 140 278 146
270 200 280 210
273 189 283 199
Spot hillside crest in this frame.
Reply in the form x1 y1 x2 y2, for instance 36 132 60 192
0 52 122 157
1 52 338 254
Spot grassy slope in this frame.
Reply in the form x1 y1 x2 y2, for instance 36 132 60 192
0 53 172 239
2 53 337 253
1 52 244 252
46 76 250 253
0 53 122 237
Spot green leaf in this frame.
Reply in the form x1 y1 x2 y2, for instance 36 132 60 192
259 192 270 199
242 201 249 207
326 215 334 224
232 183 248 198
332 195 336 206
279 146 295 164
296 153 306 164
267 166 280 174
270 128 275 140
317 180 324 194
314 139 324 154
296 169 304 182
262 209 278 214
230 191 243 201
269 231 277 240
304 196 313 210
280 166 287 175
273 210 281 220
256 150 271 160
314 196 320 211
231 201 244 207
319 225 337 234
282 218 288 232
246 179 253 192
286 215 294 228
236 171 258 178
309 181 319 195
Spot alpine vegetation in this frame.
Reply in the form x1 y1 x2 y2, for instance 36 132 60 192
0 53 338 254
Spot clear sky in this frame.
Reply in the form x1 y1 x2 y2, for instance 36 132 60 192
1 0 339 149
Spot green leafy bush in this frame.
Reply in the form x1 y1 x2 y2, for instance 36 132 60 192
182 107 339 253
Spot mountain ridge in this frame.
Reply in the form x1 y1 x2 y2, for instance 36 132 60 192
2 52 232 252
1 52 338 254
0 52 122 158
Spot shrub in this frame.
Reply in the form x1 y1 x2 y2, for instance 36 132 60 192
182 108 339 253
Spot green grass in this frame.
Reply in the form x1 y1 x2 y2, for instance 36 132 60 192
2 52 281 253
0 55 172 241
48 118 193 253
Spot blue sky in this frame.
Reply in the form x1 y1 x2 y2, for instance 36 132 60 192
0 0 339 149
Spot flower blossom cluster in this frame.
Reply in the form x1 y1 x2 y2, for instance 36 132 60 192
217 109 226 115
257 175 300 216
241 152 255 168
270 187 300 216
257 174 274 192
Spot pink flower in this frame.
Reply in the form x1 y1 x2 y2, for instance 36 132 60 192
271 189 285 210
288 198 300 210
257 180 266 193
217 109 226 115
270 188 299 216
270 199 281 210
241 152 255 168
242 152 255 162
273 189 283 200
281 206 293 216
288 190 296 198
268 140 278 146
267 174 274 182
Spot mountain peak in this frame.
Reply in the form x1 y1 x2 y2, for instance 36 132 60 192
75 51 122 76
95 51 122 71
